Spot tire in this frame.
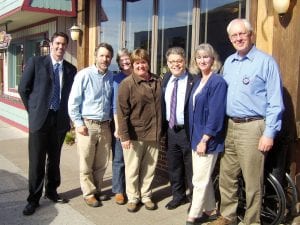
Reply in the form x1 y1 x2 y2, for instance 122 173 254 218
283 172 298 217
213 173 286 225
260 173 286 225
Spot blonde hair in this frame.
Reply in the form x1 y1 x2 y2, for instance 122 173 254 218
189 43 222 75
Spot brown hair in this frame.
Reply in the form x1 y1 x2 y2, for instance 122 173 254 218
130 48 150 65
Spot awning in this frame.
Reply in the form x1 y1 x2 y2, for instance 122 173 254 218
0 0 76 31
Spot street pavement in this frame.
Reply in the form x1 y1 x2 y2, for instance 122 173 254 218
2 119 300 225
0 120 190 225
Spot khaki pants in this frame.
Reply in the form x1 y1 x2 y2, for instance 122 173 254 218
123 140 159 203
219 119 265 225
76 120 111 198
188 151 218 218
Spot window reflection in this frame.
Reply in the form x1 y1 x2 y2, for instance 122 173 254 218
99 0 122 72
158 0 193 75
126 0 152 52
199 0 246 63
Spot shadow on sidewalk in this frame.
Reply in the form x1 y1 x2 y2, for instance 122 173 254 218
0 169 59 225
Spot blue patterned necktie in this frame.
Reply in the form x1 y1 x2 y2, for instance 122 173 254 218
169 78 178 128
50 63 60 111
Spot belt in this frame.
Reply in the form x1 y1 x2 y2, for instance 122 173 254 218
84 119 110 125
171 124 185 132
230 116 264 123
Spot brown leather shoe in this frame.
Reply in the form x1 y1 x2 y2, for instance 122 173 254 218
127 202 137 212
115 193 125 205
144 200 156 210
84 196 101 207
209 216 235 225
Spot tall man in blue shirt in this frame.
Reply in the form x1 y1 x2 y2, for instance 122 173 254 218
68 43 114 208
211 19 284 225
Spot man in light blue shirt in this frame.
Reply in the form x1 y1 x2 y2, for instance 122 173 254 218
68 43 114 208
211 19 284 225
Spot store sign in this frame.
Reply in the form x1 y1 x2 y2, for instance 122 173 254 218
0 31 12 50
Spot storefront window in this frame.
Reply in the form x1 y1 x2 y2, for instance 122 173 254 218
158 0 193 75
99 0 122 72
8 44 24 89
199 0 246 63
8 37 42 89
126 0 152 52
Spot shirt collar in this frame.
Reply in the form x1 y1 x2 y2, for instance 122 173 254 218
50 56 63 67
232 45 256 62
133 73 157 84
171 70 187 82
92 64 109 76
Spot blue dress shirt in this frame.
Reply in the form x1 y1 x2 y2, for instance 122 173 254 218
68 65 114 127
223 45 284 138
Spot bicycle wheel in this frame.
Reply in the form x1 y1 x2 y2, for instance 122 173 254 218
283 172 298 217
260 173 286 225
214 173 286 225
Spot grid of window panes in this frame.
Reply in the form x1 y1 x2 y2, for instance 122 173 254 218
98 0 247 75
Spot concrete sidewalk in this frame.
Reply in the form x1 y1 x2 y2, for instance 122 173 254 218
0 120 190 225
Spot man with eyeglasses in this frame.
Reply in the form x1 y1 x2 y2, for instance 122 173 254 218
210 18 284 225
162 47 196 210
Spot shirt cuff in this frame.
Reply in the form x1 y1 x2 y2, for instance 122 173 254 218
74 120 84 127
263 128 276 139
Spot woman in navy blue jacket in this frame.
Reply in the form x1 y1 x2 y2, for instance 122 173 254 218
186 43 227 225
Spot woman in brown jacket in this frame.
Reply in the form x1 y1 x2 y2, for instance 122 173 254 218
117 48 162 213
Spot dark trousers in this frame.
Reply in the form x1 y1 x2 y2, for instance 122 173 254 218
167 127 193 202
27 111 66 203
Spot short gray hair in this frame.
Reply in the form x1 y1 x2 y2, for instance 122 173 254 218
226 18 253 35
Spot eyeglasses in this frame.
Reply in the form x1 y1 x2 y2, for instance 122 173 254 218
168 59 184 65
230 32 249 40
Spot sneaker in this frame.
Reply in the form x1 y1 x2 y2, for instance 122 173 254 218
209 216 235 225
144 200 156 210
84 196 101 207
115 193 125 205
127 202 137 212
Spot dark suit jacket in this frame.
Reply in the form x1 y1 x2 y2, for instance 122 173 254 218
161 71 197 140
18 55 77 132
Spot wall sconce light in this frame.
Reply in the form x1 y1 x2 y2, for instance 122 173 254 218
69 24 81 41
273 0 290 15
40 35 50 56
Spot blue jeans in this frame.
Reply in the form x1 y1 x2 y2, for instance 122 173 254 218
112 138 125 194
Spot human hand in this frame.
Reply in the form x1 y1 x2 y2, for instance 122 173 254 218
258 136 274 152
76 125 88 136
121 140 131 150
196 142 207 156
114 129 119 139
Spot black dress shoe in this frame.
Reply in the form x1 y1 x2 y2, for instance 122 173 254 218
45 193 69 203
95 193 110 201
23 202 39 216
165 198 188 210
195 213 218 223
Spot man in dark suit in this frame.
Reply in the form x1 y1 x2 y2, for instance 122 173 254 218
18 32 77 216
162 47 196 210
